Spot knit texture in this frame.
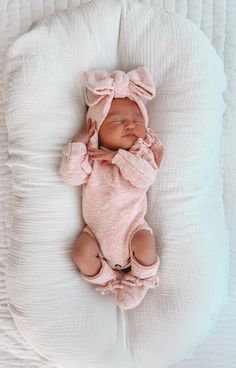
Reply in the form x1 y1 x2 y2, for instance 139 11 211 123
84 66 155 131
116 254 160 310
2 0 229 367
81 257 124 295
59 127 165 269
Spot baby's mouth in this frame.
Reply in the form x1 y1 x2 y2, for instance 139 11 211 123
123 134 136 137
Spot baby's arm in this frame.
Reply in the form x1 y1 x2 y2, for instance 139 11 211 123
111 148 159 190
59 142 92 186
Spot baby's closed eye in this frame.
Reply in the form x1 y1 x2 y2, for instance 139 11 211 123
112 120 143 124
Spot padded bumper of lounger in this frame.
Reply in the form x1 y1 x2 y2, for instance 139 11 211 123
3 0 229 367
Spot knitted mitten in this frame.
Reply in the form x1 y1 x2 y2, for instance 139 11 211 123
81 257 123 295
116 252 160 310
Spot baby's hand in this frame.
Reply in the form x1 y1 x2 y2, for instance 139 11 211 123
88 147 117 166
71 119 96 145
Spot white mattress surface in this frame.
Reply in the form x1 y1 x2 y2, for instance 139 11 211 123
0 1 235 368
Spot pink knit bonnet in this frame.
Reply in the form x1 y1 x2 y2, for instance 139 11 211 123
83 66 156 132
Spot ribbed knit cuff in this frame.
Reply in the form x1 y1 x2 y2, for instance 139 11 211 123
111 149 127 166
63 142 87 156
131 255 160 279
81 258 118 285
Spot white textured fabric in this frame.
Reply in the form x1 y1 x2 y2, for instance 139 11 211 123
1 1 231 368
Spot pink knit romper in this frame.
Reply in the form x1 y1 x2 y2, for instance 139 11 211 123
59 127 164 271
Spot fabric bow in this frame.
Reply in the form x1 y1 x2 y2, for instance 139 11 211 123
95 279 124 296
121 274 159 288
84 66 155 106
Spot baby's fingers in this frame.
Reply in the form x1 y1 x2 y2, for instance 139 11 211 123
88 149 105 155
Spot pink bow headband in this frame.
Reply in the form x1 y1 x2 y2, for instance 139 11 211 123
83 66 156 131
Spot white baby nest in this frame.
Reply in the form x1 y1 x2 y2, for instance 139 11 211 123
3 0 229 367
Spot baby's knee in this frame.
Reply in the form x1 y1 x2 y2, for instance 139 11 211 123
130 229 155 254
71 232 100 263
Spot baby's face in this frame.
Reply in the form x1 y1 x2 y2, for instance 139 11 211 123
98 98 147 150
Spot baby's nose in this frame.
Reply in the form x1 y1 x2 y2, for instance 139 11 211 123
124 120 135 128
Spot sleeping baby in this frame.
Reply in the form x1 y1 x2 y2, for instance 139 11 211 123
59 66 165 310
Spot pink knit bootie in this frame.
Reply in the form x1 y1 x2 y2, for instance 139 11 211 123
81 257 123 295
116 252 160 310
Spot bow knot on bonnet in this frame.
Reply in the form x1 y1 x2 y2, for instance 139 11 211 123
83 66 156 132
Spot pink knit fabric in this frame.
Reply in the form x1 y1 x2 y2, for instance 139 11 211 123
83 66 156 131
115 255 160 310
80 256 124 295
59 127 165 270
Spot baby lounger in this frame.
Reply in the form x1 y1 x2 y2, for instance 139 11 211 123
3 0 229 367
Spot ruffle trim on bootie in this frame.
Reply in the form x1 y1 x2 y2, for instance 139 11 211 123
120 274 159 288
95 278 124 295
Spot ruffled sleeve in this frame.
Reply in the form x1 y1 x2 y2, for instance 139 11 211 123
111 128 164 190
145 128 165 169
129 127 165 170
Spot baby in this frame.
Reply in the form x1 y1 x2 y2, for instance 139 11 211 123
59 66 165 310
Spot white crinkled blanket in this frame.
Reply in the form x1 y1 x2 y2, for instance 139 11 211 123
1 1 235 368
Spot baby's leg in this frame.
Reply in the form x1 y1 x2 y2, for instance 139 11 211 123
71 232 102 277
130 229 157 266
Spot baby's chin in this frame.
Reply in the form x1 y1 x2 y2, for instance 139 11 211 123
120 134 140 148
99 132 144 150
